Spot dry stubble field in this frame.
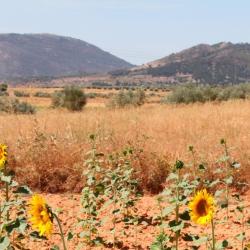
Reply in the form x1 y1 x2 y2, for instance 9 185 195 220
1 87 250 249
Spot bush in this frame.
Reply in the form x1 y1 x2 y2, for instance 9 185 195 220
108 88 146 108
14 90 30 97
12 100 36 114
52 86 87 111
0 83 8 96
0 83 8 92
0 97 36 114
34 92 51 98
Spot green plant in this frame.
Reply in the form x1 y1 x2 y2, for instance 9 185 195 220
33 91 51 98
52 86 87 111
151 160 195 250
108 88 146 108
0 97 36 114
0 84 8 92
233 194 249 250
217 139 240 221
14 90 30 97
163 83 250 104
78 135 105 248
0 145 32 249
104 148 141 248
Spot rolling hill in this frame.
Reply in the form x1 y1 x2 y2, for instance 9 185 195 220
114 42 250 84
0 33 133 80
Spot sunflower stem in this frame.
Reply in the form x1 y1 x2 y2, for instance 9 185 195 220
54 213 67 250
222 140 230 221
211 218 216 250
175 168 180 250
4 163 10 221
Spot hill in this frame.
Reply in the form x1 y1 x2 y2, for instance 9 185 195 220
113 42 250 84
0 33 133 80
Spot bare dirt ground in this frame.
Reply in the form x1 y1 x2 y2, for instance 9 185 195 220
24 191 250 250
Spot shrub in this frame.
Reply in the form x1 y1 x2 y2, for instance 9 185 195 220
33 91 51 98
0 83 8 92
14 90 30 97
12 99 36 114
0 83 8 96
52 86 87 111
164 84 205 104
108 88 146 108
0 97 36 114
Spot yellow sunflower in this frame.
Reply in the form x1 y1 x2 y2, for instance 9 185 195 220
29 194 53 237
0 144 7 170
189 189 215 225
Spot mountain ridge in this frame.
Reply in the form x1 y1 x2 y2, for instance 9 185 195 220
119 42 250 84
0 33 133 80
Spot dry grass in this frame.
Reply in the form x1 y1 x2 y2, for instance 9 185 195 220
0 98 250 192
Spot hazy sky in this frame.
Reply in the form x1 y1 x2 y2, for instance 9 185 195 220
1 0 250 65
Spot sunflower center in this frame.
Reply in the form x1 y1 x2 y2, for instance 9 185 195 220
196 199 208 216
38 206 46 221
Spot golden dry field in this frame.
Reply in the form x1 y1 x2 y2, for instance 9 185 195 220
1 87 250 249
3 87 250 182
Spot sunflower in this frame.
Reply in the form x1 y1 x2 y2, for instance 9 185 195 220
29 194 53 237
0 144 7 170
189 189 215 225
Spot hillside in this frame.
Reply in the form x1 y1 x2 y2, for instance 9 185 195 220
114 42 250 84
0 33 133 80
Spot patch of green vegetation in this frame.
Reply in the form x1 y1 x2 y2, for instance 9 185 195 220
0 97 36 114
33 91 51 98
108 89 146 108
14 90 30 97
162 83 250 104
52 86 87 111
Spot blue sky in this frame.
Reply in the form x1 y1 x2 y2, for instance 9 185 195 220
1 0 250 65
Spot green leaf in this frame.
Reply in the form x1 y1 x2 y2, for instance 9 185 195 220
0 236 10 250
67 232 73 241
220 138 225 145
13 185 32 194
220 202 228 209
231 162 241 169
214 168 223 174
5 219 21 234
30 231 47 240
89 134 96 140
198 164 206 170
215 190 224 197
167 173 178 180
182 233 196 242
179 210 190 221
162 206 175 216
236 232 246 242
175 160 184 170
192 236 208 246
50 245 60 250
246 218 250 225
225 176 233 185
216 239 229 249
209 179 220 187
168 220 184 232
112 209 120 215
0 175 11 184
